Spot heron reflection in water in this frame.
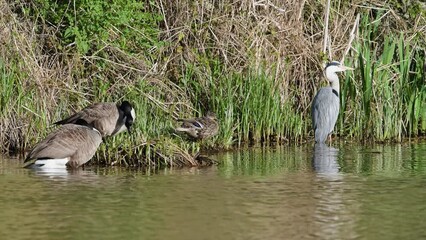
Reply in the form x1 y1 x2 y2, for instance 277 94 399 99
312 145 353 239
312 144 340 176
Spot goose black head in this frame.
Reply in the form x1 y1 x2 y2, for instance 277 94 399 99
119 101 135 133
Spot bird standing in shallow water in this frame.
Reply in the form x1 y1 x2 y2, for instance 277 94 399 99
24 119 102 169
175 111 219 141
311 61 354 144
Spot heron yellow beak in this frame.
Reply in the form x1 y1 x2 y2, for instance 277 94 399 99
341 65 354 71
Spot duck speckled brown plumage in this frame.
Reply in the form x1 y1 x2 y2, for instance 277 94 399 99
175 112 219 140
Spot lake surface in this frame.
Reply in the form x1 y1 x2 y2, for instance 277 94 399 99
2 142 426 240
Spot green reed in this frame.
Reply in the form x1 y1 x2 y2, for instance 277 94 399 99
340 11 425 142
180 62 305 149
91 78 201 167
1 3 425 168
0 61 17 117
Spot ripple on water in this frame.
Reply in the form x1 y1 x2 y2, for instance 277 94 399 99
2 142 426 239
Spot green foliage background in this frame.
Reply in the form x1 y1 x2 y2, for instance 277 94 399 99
0 0 425 167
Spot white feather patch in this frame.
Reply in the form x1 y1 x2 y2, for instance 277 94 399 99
193 120 204 129
131 108 136 121
33 158 69 168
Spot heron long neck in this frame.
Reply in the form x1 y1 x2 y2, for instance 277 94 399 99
326 72 340 93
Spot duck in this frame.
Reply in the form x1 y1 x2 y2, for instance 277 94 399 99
175 111 219 140
54 101 135 137
24 119 102 169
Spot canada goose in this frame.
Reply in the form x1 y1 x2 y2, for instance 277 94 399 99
54 101 135 137
24 120 102 169
175 112 219 140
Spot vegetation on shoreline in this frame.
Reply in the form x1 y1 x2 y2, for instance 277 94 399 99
0 0 425 167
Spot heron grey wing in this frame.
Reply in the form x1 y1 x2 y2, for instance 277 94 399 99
312 89 328 142
312 87 340 142
311 95 320 130
327 92 340 134
312 88 330 130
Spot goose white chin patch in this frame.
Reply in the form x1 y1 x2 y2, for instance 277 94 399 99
131 108 136 121
33 158 69 168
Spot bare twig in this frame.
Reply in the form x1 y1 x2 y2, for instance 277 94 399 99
323 0 331 62
158 0 170 37
341 13 360 63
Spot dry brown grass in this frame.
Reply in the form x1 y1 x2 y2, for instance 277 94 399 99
155 0 372 112
0 0 425 165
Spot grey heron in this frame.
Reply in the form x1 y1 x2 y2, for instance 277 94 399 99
311 61 354 143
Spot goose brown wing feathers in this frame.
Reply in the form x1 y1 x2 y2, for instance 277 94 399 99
55 103 119 136
25 125 102 168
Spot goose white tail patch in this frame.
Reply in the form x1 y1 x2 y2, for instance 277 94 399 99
33 158 69 168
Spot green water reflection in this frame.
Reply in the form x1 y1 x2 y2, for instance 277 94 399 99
1 143 426 240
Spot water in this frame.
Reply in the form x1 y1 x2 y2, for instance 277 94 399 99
2 143 426 240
